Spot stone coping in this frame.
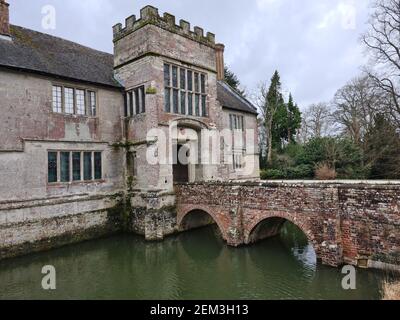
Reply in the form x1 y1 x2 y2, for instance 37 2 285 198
175 180 400 189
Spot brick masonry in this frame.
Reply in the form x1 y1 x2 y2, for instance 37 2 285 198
0 0 10 37
175 181 400 270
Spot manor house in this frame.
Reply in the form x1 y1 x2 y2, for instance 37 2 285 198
0 1 259 258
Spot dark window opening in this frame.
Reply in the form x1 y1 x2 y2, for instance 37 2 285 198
48 152 58 183
94 152 102 180
60 152 70 182
72 152 81 181
84 152 92 181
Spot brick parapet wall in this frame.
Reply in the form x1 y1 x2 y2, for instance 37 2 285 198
175 181 400 269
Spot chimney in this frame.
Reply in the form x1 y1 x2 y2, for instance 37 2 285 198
0 0 10 39
215 43 225 81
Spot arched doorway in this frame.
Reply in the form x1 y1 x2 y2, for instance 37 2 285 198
173 144 190 183
171 124 199 184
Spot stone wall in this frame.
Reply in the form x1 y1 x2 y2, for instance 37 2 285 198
113 7 259 192
0 194 122 259
221 108 260 180
0 69 126 260
0 69 124 151
175 181 400 270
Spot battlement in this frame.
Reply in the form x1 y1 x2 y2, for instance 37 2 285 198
113 5 216 47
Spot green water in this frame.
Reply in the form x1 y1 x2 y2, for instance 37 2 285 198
0 224 386 300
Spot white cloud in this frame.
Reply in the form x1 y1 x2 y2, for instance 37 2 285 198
318 0 357 30
256 0 280 10
8 0 370 108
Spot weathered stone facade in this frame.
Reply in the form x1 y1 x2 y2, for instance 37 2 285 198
0 4 259 259
175 181 400 270
113 6 260 192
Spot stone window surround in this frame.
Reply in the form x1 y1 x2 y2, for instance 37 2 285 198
163 62 208 117
229 113 245 131
233 152 245 171
125 85 146 117
229 113 247 172
47 150 103 185
51 83 98 117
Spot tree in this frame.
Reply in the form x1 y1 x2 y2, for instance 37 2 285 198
299 103 332 142
362 0 400 128
286 94 302 144
257 71 285 165
224 66 246 97
332 76 381 145
364 114 400 179
300 137 365 179
270 93 301 149
271 99 289 150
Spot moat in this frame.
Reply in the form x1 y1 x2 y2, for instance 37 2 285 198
0 223 386 300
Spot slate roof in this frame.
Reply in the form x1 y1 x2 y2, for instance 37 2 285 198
217 81 258 115
0 25 121 88
0 25 258 115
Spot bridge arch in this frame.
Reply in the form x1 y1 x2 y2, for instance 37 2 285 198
245 211 319 257
177 205 227 241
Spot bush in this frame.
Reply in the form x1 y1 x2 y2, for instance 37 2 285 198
286 165 314 179
315 163 337 180
260 165 313 180
260 169 286 180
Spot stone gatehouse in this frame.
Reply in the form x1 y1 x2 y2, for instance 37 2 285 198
0 2 260 259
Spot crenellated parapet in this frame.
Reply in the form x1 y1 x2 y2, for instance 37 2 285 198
113 5 216 47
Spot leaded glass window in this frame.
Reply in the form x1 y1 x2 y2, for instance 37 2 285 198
52 86 62 113
163 63 207 117
64 88 74 114
48 152 58 183
72 152 81 181
84 152 92 181
94 152 102 180
60 152 70 182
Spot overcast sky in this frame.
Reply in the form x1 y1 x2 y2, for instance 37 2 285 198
8 0 372 109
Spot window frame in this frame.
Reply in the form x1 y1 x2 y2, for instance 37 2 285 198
51 83 98 118
164 63 208 117
47 150 103 184
232 151 246 171
52 85 62 113
229 114 245 131
75 89 86 115
125 85 146 117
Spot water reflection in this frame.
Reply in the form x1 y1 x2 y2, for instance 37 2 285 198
0 223 385 300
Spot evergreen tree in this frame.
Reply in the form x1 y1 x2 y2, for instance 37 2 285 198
265 70 285 163
286 94 302 144
271 101 288 150
271 93 302 150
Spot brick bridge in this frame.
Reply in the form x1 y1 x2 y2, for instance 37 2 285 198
174 181 400 269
